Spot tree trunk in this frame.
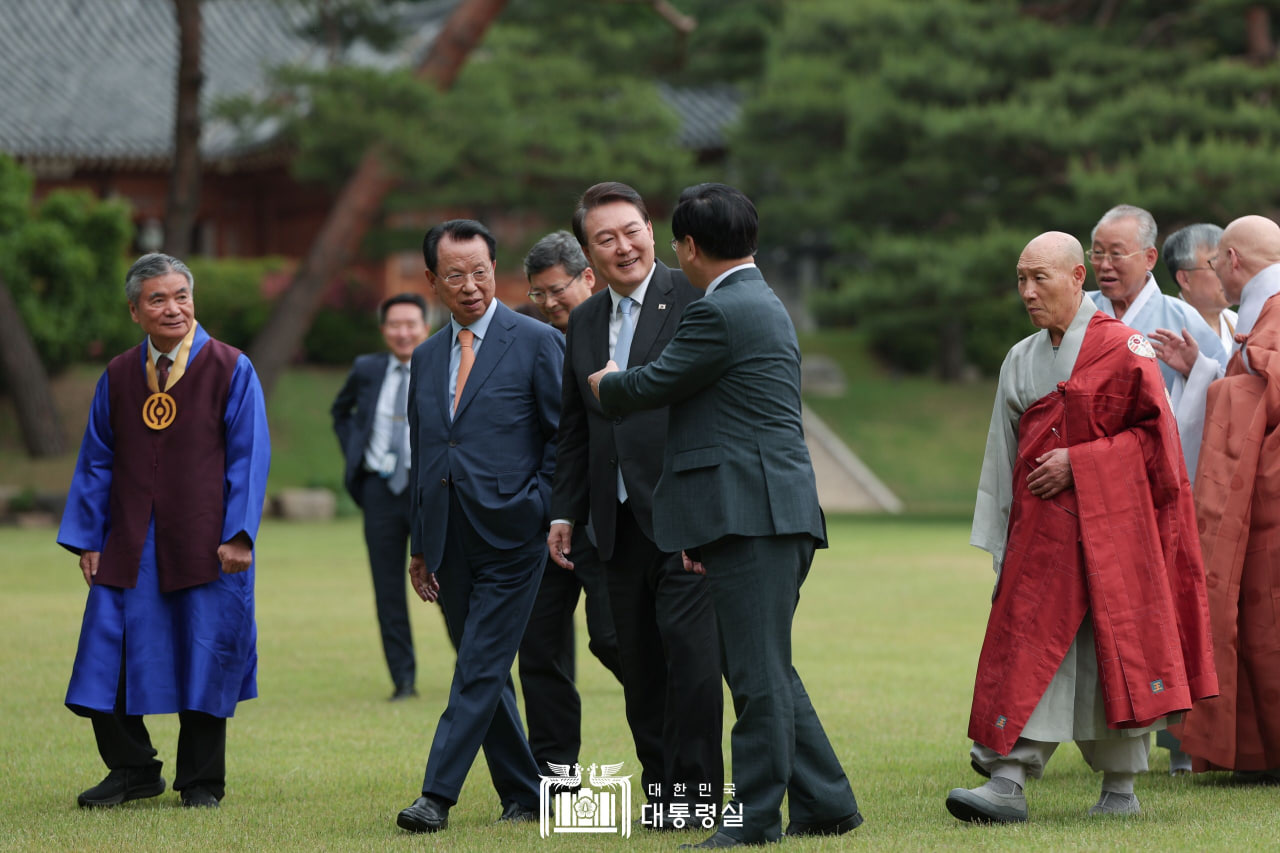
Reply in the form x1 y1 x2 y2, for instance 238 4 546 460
164 0 204 257
937 313 966 382
248 0 509 398
0 273 67 456
1246 6 1273 64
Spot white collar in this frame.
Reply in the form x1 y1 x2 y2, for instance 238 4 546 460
706 262 758 295
1235 263 1280 337
148 337 182 365
608 262 655 314
1099 272 1158 321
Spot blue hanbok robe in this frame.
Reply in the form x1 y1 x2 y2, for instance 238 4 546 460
57 324 270 718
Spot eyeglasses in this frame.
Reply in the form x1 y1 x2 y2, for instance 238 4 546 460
1087 249 1145 264
670 239 679 252
1207 249 1231 271
441 269 491 289
527 272 581 304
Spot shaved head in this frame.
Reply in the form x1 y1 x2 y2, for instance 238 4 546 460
1023 231 1085 268
1221 215 1280 265
1217 215 1280 303
1017 231 1087 344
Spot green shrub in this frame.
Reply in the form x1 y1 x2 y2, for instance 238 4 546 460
0 156 135 373
302 281 383 365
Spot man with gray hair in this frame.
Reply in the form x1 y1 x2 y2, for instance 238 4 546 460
517 230 624 780
524 230 597 333
1088 204 1228 476
1164 223 1237 354
57 253 271 809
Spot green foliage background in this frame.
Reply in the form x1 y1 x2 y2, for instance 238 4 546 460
729 0 1280 376
0 155 135 375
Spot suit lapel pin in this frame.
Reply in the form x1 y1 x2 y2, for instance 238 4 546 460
658 303 667 310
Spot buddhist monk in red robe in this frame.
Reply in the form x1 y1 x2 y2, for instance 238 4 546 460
1179 215 1280 780
947 231 1217 824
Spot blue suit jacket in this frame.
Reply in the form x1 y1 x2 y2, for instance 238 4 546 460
408 301 564 573
330 351 394 507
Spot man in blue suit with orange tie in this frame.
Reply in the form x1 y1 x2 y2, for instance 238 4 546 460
395 219 564 833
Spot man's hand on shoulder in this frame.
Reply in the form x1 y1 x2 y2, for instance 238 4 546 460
588 360 620 401
79 550 100 587
409 554 440 603
1027 448 1072 499
1149 327 1198 377
218 533 253 574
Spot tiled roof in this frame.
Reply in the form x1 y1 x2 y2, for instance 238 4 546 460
0 0 456 168
656 82 741 151
0 0 742 169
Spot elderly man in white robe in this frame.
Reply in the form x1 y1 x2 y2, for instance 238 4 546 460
1164 223 1237 354
1087 205 1228 478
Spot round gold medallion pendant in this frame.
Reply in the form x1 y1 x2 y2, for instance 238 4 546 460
142 392 177 430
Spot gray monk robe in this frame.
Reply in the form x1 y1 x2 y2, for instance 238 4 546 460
970 296 1168 770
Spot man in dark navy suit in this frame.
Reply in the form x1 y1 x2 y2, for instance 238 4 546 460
518 231 624 779
331 293 430 700
395 220 564 833
550 183 722 828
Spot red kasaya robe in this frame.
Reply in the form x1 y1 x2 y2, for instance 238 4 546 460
1178 294 1280 771
969 313 1218 755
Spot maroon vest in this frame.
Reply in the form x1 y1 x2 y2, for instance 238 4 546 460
98 336 240 592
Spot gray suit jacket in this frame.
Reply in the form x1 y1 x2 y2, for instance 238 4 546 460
599 267 825 552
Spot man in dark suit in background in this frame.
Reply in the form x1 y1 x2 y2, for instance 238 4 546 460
395 220 564 833
550 182 722 828
519 231 624 779
331 293 430 701
592 183 863 848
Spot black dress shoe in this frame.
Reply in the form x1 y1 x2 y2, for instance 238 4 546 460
679 831 752 849
389 684 418 701
181 787 220 808
77 768 166 808
785 811 863 836
497 801 537 823
397 795 449 832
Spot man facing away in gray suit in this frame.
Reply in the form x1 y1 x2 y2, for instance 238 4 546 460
589 183 864 849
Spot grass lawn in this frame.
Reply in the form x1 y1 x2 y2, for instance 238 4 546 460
0 516 1267 851
798 331 995 517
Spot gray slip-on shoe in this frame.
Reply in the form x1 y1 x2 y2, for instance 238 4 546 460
945 777 1028 824
1088 791 1141 816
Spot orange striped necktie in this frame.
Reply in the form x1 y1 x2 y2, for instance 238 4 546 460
453 328 475 414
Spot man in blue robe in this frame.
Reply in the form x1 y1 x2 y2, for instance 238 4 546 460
57 253 270 809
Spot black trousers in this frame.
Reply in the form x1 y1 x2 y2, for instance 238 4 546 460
518 524 624 775
88 651 227 800
699 534 858 843
607 501 723 809
360 474 416 689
